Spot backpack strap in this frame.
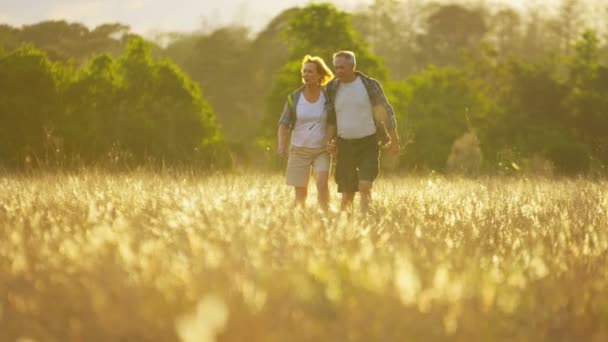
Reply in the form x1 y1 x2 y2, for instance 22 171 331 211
287 87 305 130
287 93 295 130
325 79 338 101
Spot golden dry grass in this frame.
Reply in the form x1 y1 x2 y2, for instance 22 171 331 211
1 170 608 341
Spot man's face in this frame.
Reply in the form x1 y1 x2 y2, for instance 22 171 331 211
333 56 355 81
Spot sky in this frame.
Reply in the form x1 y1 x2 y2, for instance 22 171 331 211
0 0 565 36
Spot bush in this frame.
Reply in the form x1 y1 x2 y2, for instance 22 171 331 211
396 66 496 171
546 141 590 175
446 132 483 175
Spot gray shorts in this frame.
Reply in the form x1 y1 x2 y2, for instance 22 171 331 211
286 145 330 187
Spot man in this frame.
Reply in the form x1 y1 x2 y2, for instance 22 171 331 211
325 51 399 214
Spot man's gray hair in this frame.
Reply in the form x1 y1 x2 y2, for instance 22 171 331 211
333 51 356 66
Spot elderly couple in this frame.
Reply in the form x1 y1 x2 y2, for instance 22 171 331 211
277 51 399 214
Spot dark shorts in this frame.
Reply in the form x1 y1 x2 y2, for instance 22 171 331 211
335 134 380 193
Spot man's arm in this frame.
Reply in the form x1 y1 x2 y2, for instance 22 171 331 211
371 79 399 154
387 126 399 146
325 84 338 155
325 123 336 142
370 79 397 130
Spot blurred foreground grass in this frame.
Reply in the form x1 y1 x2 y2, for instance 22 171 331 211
1 170 607 341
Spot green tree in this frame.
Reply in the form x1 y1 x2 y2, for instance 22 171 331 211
565 31 608 166
57 37 225 166
0 21 134 64
0 25 236 169
550 0 585 55
281 3 385 78
242 9 294 139
417 4 488 67
0 45 62 167
487 7 524 60
495 59 587 174
61 54 121 160
162 11 294 164
116 37 223 162
396 66 496 171
153 60 222 159
519 6 559 63
0 24 20 52
353 0 424 79
163 26 252 142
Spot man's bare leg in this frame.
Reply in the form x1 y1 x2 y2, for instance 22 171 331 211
359 180 373 214
341 192 356 210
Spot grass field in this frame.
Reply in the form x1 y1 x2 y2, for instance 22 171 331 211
1 170 607 341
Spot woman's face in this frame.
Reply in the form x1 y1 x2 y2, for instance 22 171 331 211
302 62 321 86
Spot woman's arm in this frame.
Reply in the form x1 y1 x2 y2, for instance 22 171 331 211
277 124 290 158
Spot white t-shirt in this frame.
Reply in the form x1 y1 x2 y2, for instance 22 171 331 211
335 76 376 139
290 92 326 148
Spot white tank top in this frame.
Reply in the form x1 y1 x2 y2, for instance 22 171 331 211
290 92 327 148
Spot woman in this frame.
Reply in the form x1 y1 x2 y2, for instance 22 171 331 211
277 55 334 210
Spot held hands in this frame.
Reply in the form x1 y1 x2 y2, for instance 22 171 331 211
382 139 400 156
326 139 337 156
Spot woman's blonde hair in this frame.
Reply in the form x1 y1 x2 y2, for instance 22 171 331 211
301 55 334 86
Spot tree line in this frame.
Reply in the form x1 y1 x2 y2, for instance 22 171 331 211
1 0 607 174
0 38 226 169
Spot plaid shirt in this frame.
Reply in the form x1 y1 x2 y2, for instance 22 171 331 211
325 71 396 130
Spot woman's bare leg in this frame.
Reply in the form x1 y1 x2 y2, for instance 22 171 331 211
294 187 307 208
314 171 329 211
